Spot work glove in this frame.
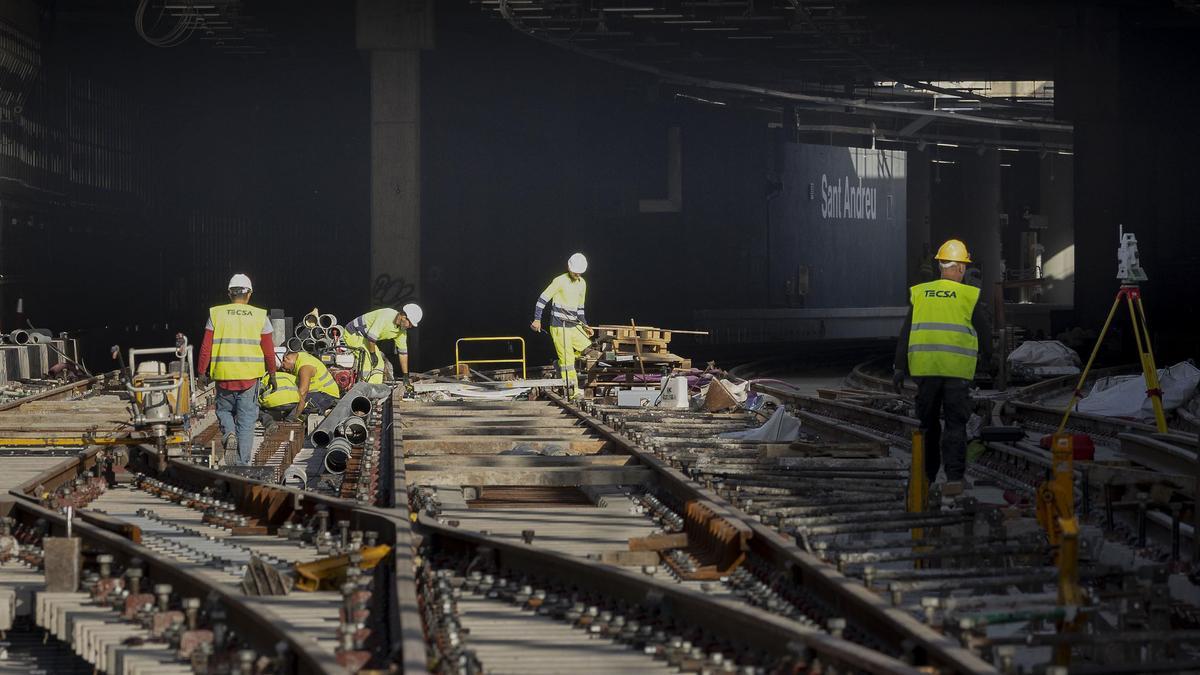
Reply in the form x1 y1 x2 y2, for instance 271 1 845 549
196 375 211 388
284 404 301 423
369 351 380 368
268 374 278 393
891 369 905 394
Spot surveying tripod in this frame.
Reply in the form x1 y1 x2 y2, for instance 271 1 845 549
1056 229 1167 434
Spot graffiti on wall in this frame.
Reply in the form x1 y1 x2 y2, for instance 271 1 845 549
370 273 416 309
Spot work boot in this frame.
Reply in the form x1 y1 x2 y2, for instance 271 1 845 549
222 433 237 451
942 478 972 497
262 419 279 436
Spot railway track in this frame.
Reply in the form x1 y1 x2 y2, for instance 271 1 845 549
2 351 1198 674
0 375 917 674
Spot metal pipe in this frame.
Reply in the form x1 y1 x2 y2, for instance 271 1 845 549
318 314 337 330
311 382 376 448
301 310 320 329
339 416 368 446
7 329 29 345
324 438 351 474
27 331 50 344
282 465 307 490
301 338 317 353
295 326 313 341
286 337 304 353
310 326 327 341
315 338 332 351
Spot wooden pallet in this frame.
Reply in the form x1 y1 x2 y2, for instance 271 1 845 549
593 325 673 343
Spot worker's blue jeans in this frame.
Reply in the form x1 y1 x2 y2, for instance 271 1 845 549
215 382 259 465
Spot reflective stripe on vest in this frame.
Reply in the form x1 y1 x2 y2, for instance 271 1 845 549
259 372 300 408
209 303 266 381
295 352 340 398
906 279 980 379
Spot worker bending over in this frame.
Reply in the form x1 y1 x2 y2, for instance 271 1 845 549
893 239 991 496
343 303 423 386
258 370 299 431
531 253 592 398
197 274 276 466
277 350 341 420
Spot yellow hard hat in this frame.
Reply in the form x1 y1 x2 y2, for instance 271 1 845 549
935 239 972 263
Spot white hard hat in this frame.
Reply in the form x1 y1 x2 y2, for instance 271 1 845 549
567 252 588 274
402 302 423 327
228 273 253 291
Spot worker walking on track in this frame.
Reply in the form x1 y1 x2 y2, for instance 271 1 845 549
278 350 341 421
342 303 423 387
530 253 592 399
892 239 991 496
197 274 277 466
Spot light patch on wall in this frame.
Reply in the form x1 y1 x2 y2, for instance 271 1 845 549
1043 244 1074 281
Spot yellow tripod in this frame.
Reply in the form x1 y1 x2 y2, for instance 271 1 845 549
1057 283 1167 434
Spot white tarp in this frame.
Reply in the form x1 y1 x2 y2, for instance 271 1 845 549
718 406 802 442
1076 361 1200 420
1007 341 1081 377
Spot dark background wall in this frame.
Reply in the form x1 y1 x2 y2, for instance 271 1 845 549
0 0 369 366
419 8 774 368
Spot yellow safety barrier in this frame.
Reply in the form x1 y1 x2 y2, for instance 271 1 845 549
455 336 527 379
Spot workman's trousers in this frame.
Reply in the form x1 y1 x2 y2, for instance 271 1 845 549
257 392 338 428
342 333 390 384
215 382 259 465
549 325 590 395
914 376 971 482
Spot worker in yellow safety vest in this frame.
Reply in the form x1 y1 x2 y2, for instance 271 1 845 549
342 303 423 387
197 273 277 465
530 253 592 398
892 239 991 495
258 370 299 432
278 350 341 421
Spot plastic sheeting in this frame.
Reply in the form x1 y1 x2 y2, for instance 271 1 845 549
1076 361 1200 420
718 406 802 442
1007 341 1081 377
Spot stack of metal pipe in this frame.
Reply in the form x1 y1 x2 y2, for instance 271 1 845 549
285 310 342 355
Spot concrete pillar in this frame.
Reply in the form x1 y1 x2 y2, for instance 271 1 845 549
1039 154 1074 306
906 150 932 285
960 149 1003 293
356 0 433 345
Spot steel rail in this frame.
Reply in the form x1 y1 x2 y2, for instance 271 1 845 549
2 497 345 674
415 511 921 675
544 391 995 674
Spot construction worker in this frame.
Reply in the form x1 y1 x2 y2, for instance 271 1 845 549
197 274 277 465
257 370 299 432
530 253 592 398
278 350 341 420
342 303 423 386
892 239 991 496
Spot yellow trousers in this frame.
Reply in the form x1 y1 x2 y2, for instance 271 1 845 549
549 325 590 393
342 333 388 384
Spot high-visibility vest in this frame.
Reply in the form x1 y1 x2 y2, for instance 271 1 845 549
537 273 587 326
345 308 408 354
259 372 299 408
208 303 267 381
906 279 981 379
293 352 341 398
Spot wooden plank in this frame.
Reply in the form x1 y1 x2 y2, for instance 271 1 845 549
404 455 633 468
401 427 594 438
394 416 583 427
628 532 689 551
402 438 609 456
405 465 653 487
